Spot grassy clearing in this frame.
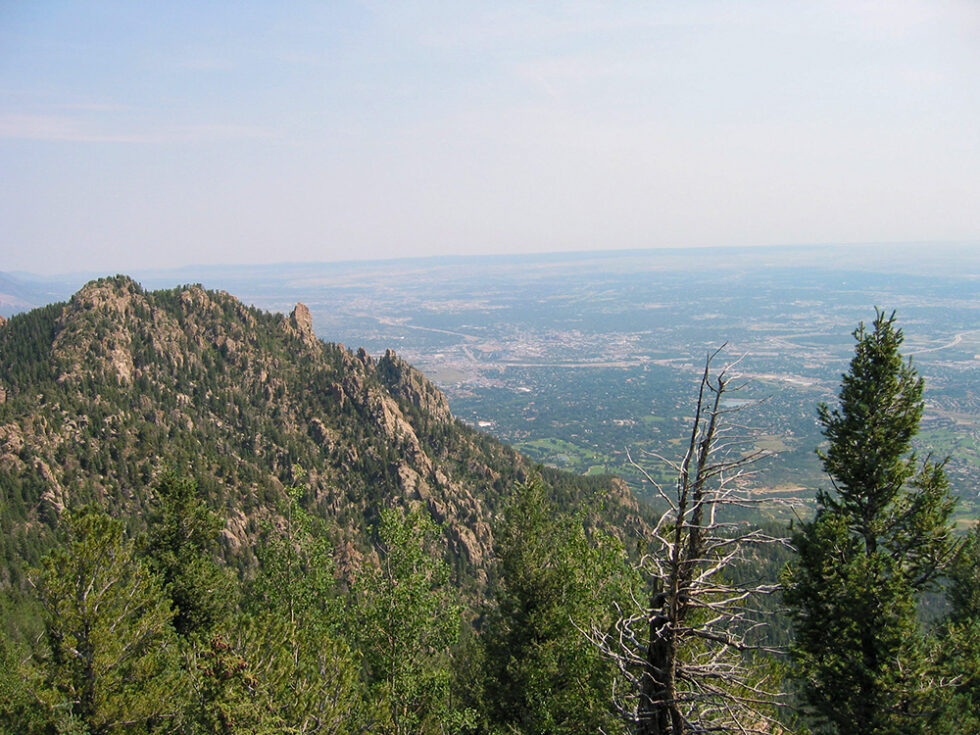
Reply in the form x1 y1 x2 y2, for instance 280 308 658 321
639 415 667 424
755 436 793 453
955 517 979 531
515 438 600 471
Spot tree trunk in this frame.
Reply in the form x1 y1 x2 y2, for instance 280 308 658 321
638 611 673 735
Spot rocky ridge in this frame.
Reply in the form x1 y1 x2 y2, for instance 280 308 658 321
0 276 644 589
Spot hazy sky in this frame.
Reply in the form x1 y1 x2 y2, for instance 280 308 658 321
1 1 978 275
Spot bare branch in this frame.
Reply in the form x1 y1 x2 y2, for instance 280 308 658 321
591 347 798 735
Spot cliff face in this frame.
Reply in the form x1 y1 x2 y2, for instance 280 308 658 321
0 276 643 588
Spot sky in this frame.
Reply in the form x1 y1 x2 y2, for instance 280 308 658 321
1 0 979 275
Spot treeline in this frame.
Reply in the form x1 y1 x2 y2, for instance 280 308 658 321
0 472 633 734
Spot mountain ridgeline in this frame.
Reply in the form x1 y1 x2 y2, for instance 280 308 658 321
0 275 644 589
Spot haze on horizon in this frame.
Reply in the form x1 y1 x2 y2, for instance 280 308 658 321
2 1 979 276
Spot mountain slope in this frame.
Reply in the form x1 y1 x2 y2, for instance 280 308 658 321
0 275 644 589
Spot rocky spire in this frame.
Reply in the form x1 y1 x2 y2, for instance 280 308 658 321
290 302 316 346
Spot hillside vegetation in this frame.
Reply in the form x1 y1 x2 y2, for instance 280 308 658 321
0 276 644 592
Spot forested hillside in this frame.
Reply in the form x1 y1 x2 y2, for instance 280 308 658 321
0 276 644 589
0 276 657 733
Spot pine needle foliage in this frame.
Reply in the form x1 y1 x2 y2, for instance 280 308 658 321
783 309 958 735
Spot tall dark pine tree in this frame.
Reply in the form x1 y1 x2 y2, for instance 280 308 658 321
141 472 236 638
783 309 957 735
480 477 629 735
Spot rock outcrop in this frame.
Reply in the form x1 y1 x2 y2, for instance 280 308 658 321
289 302 317 346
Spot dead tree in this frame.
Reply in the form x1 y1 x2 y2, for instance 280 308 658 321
588 347 796 735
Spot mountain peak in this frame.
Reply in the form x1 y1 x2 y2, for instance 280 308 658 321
70 275 144 314
0 276 643 593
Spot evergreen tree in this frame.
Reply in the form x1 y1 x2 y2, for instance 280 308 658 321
355 506 461 735
141 471 236 638
182 630 278 735
783 310 957 735
945 525 980 627
930 526 980 733
480 477 629 735
30 505 183 734
139 473 276 733
240 483 365 734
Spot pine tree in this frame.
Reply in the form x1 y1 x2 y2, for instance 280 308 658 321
480 477 630 735
783 309 957 735
931 526 980 733
140 473 276 734
31 505 183 734
141 471 236 638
